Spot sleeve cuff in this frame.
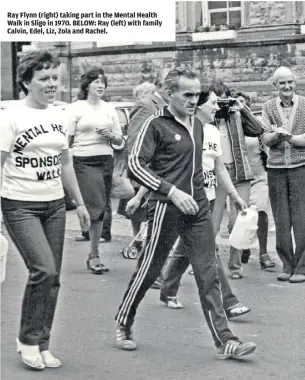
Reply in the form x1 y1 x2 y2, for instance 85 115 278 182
167 186 177 198
159 180 175 197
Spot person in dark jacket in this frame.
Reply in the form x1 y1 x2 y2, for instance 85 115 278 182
114 67 256 360
211 81 262 279
120 78 167 288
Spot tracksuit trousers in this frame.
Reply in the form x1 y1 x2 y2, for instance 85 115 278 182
115 198 237 347
161 199 239 310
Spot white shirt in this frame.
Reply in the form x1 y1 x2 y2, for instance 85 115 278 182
68 100 122 157
218 119 234 164
0 103 69 201
245 136 266 176
202 123 223 200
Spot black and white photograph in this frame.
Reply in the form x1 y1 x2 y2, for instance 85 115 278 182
1 1 305 379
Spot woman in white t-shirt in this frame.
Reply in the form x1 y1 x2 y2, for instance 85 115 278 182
0 51 90 370
68 68 124 274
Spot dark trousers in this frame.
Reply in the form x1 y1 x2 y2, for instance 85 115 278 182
161 200 238 310
1 198 66 350
115 198 236 347
268 166 305 275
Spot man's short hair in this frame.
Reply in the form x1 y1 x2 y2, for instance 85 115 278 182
17 50 60 95
164 67 198 93
272 66 296 86
133 81 156 101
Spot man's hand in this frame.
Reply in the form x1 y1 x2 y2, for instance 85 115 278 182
76 205 91 233
126 196 141 216
168 188 199 215
230 193 247 212
276 127 292 141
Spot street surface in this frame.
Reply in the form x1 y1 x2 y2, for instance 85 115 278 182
1 206 305 380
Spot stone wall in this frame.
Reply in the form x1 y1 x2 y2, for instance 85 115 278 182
65 39 305 106
249 1 289 26
1 43 13 100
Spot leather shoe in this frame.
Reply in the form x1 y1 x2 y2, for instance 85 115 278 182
277 273 291 281
289 274 305 283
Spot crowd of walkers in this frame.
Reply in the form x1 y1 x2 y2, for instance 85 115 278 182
1 49 305 371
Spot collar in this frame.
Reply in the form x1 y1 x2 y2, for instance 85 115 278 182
278 93 297 107
162 106 194 129
154 92 165 102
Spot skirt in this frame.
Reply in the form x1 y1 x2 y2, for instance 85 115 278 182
73 155 114 221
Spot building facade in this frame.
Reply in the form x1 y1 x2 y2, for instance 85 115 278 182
1 1 305 105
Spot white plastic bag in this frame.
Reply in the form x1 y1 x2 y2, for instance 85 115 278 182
229 205 258 250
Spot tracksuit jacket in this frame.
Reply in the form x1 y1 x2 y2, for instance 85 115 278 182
128 106 207 202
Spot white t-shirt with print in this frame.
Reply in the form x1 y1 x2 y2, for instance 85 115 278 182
0 103 69 201
68 100 122 157
202 123 223 201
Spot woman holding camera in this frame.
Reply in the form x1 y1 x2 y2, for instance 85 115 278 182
68 67 124 274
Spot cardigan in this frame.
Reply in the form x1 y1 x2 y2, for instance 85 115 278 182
262 95 305 168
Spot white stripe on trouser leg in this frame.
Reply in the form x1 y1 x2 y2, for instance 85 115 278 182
117 202 168 326
118 202 167 325
208 310 223 346
217 271 229 324
120 202 167 325
116 201 162 322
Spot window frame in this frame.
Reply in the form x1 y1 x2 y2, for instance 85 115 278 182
207 1 242 27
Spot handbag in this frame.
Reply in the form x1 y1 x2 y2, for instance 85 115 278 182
112 170 135 199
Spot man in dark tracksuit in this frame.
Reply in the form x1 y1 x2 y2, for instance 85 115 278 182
115 68 256 359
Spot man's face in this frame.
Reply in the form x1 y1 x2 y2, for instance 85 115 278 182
168 76 201 118
24 66 59 107
276 73 296 99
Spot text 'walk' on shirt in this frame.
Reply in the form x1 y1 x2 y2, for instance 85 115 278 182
0 103 69 201
68 100 122 157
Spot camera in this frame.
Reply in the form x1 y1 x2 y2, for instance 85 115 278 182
215 98 236 120
217 98 236 109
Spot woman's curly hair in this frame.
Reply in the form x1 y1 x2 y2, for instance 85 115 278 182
77 67 107 100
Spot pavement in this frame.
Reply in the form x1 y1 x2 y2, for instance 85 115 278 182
1 205 305 380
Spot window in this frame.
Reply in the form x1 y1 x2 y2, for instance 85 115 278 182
208 1 241 28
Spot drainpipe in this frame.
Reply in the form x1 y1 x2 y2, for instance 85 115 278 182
11 42 19 99
68 42 72 102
